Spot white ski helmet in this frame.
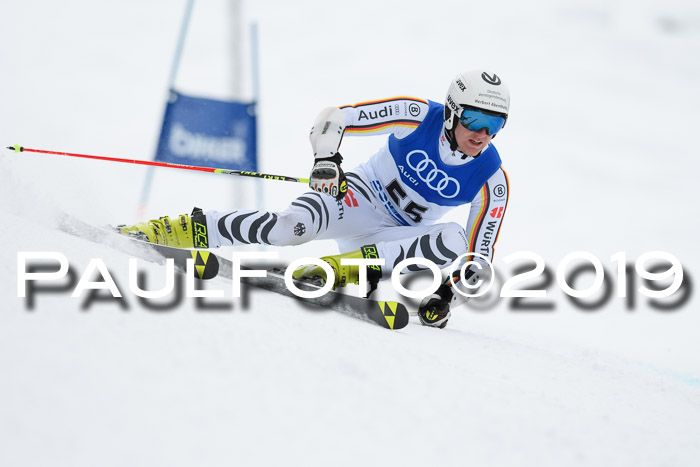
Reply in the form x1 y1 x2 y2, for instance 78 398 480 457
444 70 510 137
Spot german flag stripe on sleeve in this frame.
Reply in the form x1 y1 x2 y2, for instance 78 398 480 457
491 169 510 254
339 96 428 109
468 184 490 254
346 120 420 133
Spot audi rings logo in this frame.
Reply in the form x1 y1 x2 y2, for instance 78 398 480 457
406 150 460 198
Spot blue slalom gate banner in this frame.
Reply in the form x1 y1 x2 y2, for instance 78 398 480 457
155 90 257 171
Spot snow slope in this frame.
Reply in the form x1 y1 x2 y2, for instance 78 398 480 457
1 0 699 466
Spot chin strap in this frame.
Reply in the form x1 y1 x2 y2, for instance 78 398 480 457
444 126 459 152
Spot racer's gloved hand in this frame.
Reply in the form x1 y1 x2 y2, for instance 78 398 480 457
417 264 488 329
456 263 490 292
418 283 453 329
310 152 347 201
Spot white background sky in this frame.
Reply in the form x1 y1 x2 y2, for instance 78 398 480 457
1 1 699 466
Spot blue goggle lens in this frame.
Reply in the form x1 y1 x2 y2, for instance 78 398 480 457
459 108 506 135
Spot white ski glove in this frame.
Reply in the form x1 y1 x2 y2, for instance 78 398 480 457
309 107 348 200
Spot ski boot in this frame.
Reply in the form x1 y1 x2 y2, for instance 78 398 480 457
118 207 210 249
292 244 382 293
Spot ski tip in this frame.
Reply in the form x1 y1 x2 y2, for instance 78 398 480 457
6 145 23 152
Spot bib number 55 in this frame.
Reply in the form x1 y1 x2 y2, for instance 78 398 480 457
386 179 428 223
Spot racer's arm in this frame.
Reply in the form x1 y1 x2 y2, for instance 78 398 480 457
309 97 430 158
464 167 510 265
418 167 509 327
307 97 430 199
341 97 429 139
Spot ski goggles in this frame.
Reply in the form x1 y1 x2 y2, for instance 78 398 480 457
459 107 507 135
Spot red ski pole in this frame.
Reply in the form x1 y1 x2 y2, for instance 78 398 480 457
6 144 310 184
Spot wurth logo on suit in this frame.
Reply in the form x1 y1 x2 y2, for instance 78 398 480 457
336 189 359 221
343 189 359 207
480 221 498 256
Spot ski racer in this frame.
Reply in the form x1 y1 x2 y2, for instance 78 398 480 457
120 69 511 329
